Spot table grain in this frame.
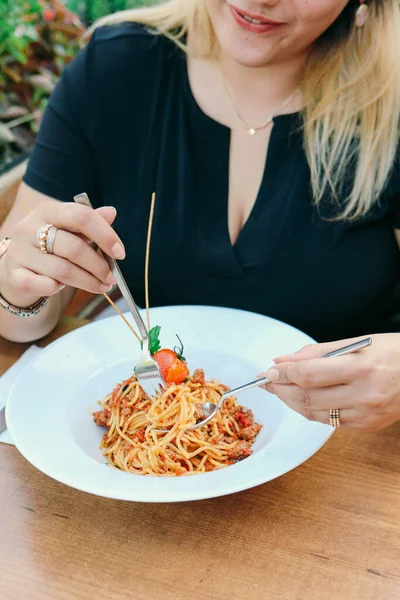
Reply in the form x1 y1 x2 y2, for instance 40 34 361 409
1 319 399 600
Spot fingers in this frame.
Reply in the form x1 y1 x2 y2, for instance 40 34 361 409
71 206 116 246
94 206 117 225
274 336 367 364
10 267 65 298
265 383 367 428
2 203 120 306
265 354 362 387
281 401 366 429
51 229 115 286
264 381 380 430
21 251 113 294
35 203 125 259
265 382 356 411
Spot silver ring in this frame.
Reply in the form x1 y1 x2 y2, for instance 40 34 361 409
45 226 58 254
0 237 11 259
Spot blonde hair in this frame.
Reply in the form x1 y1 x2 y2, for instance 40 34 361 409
93 0 400 220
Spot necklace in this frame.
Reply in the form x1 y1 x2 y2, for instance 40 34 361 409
218 66 299 136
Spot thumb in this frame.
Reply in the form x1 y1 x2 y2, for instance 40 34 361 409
94 206 117 225
274 343 319 364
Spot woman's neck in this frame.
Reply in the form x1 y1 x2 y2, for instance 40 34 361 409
217 51 306 116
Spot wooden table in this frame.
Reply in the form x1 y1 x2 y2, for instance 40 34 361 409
1 320 399 600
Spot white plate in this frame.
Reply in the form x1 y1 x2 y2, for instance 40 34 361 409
6 305 333 502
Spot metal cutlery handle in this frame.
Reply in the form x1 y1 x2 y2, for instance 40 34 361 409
322 337 372 358
226 377 270 398
104 257 150 346
73 193 149 349
223 337 373 402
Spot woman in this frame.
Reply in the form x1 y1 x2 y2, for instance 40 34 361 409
0 0 400 431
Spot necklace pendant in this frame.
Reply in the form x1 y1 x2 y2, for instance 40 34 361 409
248 128 256 136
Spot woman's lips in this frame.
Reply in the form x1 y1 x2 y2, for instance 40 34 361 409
228 4 286 34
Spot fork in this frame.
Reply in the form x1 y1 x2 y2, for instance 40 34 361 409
73 193 166 398
179 337 373 431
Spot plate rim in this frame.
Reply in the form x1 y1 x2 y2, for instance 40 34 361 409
6 304 334 502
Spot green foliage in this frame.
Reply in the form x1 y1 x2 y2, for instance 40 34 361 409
65 0 153 24
0 0 152 172
0 1 41 64
148 326 162 355
0 1 84 171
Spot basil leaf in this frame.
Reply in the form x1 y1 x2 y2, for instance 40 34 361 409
148 325 161 355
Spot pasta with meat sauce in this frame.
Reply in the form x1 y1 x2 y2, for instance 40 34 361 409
93 369 262 476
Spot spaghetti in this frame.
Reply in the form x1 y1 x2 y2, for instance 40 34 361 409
93 368 262 476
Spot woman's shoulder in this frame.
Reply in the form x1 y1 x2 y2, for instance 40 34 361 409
87 22 179 75
382 146 400 226
55 22 182 121
61 22 180 93
91 21 163 51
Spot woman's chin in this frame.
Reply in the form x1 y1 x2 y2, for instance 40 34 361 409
218 41 278 68
214 27 286 68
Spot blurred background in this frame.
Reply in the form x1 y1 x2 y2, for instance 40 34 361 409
0 0 152 176
66 0 150 24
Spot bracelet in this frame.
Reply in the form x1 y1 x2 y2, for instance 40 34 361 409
0 237 49 318
0 294 49 317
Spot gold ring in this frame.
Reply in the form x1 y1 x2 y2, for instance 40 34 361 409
36 224 53 254
329 408 341 428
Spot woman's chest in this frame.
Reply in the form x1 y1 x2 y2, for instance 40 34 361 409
92 79 400 339
98 137 400 341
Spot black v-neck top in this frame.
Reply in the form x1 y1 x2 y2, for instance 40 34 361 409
24 24 400 341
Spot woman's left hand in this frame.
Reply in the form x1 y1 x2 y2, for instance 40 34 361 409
263 334 400 431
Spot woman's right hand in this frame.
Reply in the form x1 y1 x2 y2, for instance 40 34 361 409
0 201 125 308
